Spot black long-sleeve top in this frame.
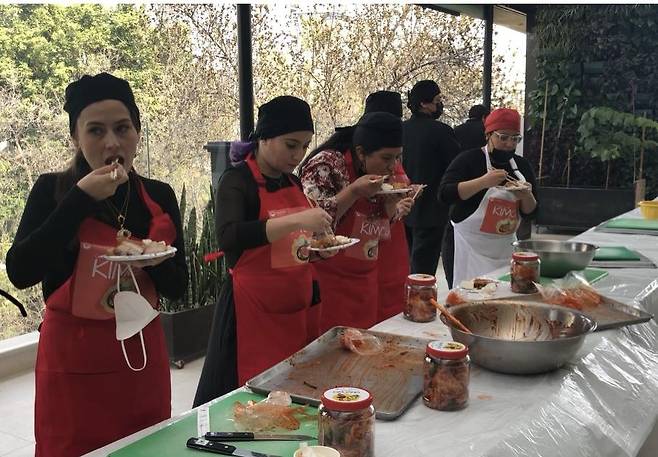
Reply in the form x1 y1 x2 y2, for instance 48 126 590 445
6 171 187 302
215 161 301 269
402 112 461 227
438 147 539 223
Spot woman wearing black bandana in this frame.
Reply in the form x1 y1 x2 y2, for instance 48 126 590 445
5 73 187 456
298 112 414 332
193 96 331 406
438 108 538 288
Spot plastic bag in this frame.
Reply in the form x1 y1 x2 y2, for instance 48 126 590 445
340 328 383 356
536 272 603 310
233 391 314 431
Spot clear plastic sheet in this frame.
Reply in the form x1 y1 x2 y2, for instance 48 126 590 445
370 210 658 457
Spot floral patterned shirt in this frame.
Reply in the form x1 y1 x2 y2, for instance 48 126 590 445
299 150 351 225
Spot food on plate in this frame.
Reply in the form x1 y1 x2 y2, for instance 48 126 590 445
141 239 168 254
339 328 383 356
310 234 351 249
233 391 314 431
106 236 171 257
109 239 144 256
380 181 409 192
460 277 498 292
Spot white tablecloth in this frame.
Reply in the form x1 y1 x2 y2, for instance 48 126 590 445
87 207 658 457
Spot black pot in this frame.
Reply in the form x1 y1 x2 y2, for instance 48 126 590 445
161 302 216 368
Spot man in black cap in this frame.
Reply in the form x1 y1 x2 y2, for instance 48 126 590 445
402 80 460 276
454 104 490 152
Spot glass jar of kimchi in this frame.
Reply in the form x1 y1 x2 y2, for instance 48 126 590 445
319 387 375 457
404 274 438 322
423 341 470 411
511 251 540 294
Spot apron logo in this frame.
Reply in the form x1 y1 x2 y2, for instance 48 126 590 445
359 219 387 237
492 205 515 218
91 257 131 280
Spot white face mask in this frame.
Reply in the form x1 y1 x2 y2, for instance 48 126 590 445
114 265 159 371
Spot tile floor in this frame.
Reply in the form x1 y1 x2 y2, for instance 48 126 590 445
1 228 656 456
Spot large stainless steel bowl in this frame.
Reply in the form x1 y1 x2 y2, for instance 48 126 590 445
512 240 598 277
441 301 596 374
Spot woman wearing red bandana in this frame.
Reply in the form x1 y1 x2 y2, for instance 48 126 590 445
439 108 538 288
6 73 188 456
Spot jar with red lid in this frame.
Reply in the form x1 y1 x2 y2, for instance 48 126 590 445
318 387 375 457
423 341 470 411
511 251 540 294
404 274 438 322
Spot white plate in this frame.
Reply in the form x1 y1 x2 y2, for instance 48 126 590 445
308 238 360 252
101 246 177 262
375 187 413 195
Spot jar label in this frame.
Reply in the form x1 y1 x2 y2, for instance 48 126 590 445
324 387 370 403
428 341 465 352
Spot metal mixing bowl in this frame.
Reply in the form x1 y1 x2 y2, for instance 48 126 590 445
512 240 598 277
441 301 596 375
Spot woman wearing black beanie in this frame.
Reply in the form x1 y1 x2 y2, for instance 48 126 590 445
299 111 414 332
5 72 188 456
194 96 332 406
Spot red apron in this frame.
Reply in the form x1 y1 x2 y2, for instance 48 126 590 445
314 151 387 333
376 163 411 322
35 179 176 457
233 155 315 384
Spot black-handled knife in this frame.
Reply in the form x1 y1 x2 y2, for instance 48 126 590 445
186 437 283 457
205 432 316 442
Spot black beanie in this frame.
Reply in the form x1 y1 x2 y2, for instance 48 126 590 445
253 95 314 139
407 80 440 113
64 72 141 135
364 90 403 118
353 112 402 153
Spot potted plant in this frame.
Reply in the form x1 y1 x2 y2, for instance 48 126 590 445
536 107 657 231
161 185 226 368
577 106 658 201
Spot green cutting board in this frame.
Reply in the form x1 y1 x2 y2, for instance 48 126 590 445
498 267 609 286
604 218 658 231
594 246 642 261
109 392 318 457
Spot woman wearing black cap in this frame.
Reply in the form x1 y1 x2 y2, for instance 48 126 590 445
193 96 332 406
299 112 414 331
5 73 187 456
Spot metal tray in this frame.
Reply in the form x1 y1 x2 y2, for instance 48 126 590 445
484 294 653 331
246 327 432 421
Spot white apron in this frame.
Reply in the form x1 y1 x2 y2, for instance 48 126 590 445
452 147 526 286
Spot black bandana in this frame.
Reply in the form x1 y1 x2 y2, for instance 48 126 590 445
64 72 141 135
364 90 402 118
353 112 402 152
253 96 314 139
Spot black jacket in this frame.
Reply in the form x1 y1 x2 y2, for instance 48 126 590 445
402 112 461 227
454 118 486 152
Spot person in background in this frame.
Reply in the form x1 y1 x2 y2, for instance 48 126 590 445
194 96 331 407
299 112 413 332
439 108 538 288
363 90 412 321
454 104 490 152
402 80 460 276
5 73 187 456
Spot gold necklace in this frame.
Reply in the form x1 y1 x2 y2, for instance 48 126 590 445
105 178 131 239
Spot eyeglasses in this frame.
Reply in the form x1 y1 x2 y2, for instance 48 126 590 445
492 131 523 143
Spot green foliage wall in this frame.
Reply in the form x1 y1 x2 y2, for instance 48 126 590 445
525 5 658 194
